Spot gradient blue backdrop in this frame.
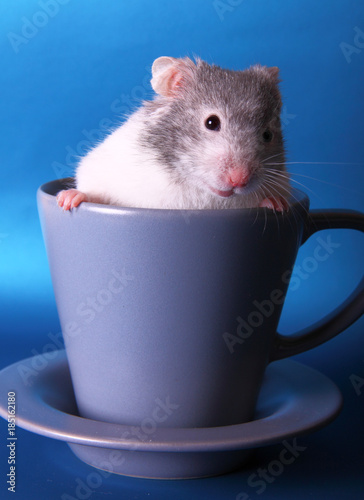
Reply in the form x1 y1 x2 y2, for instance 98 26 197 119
1 1 363 499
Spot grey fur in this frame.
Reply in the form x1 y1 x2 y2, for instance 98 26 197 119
139 59 287 202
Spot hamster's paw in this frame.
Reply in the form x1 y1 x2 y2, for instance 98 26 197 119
259 196 289 212
56 189 89 211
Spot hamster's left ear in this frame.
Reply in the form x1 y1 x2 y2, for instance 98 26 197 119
151 56 195 97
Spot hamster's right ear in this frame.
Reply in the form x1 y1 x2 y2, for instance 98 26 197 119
151 56 195 97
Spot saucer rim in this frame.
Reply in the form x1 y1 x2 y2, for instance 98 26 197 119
0 351 342 453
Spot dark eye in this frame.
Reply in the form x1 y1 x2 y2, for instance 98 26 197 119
205 115 221 131
262 129 273 142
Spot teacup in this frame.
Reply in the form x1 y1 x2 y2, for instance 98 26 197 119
37 179 364 429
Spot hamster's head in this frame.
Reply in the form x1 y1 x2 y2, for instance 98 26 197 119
142 56 289 205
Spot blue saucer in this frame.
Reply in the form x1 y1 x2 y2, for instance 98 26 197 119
0 351 342 479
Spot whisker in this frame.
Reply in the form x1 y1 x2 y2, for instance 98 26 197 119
283 172 363 195
262 152 286 164
253 190 261 226
263 169 290 181
263 174 311 214
265 170 318 198
262 183 281 231
263 178 306 238
261 169 324 243
266 161 362 166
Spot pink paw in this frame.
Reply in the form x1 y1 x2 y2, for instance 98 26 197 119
259 196 289 212
56 189 88 211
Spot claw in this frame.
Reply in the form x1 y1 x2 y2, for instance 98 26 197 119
56 189 88 211
259 196 289 212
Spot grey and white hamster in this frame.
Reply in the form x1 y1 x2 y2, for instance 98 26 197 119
57 56 290 211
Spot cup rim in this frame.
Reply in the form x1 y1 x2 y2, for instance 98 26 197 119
38 178 309 217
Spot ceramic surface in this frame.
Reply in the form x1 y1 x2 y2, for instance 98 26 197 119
37 180 363 430
0 352 343 479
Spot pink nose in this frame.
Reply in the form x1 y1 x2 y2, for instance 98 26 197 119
227 169 249 188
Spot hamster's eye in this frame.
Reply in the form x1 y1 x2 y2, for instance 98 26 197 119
205 115 221 131
262 129 273 142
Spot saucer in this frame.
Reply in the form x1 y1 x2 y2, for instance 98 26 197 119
0 351 342 479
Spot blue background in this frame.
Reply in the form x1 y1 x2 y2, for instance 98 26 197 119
0 0 363 498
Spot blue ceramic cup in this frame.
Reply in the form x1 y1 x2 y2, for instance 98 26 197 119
37 179 364 429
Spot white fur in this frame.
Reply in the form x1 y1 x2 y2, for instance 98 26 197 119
75 108 266 210
74 57 290 210
75 106 290 210
76 109 176 209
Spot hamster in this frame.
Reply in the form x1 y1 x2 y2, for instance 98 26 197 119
57 56 290 211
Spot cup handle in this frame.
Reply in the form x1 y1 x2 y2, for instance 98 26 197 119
270 209 364 362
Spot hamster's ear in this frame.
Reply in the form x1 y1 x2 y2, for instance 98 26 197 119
266 66 280 81
251 64 280 82
151 56 195 97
